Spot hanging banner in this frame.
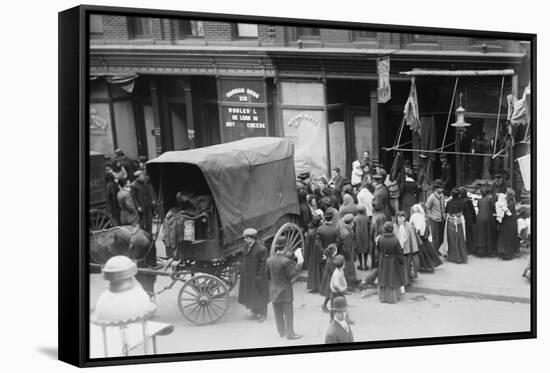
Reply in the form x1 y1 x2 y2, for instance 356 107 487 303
516 154 530 191
377 56 391 103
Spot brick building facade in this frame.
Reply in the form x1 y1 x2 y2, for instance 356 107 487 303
89 14 531 187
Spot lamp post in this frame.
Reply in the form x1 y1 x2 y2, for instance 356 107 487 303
91 255 157 357
451 93 471 186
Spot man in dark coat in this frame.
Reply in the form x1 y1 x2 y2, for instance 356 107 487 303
325 296 354 344
266 236 304 339
130 170 157 234
238 228 269 322
372 174 392 222
339 214 357 286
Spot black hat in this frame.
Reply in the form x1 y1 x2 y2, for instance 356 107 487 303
331 296 348 312
273 236 288 249
298 172 311 180
440 153 447 160
372 174 383 181
433 179 443 188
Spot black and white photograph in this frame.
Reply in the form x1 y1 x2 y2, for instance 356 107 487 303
82 7 534 362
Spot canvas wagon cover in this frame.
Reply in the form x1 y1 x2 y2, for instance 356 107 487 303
146 137 299 243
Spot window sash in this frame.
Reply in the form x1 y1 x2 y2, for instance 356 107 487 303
236 23 258 38
129 17 153 39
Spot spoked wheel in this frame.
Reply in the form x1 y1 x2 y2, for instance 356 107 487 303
89 209 114 232
270 223 304 256
216 262 240 292
177 274 230 325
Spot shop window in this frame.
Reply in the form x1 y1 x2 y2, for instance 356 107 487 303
128 17 153 39
297 27 320 39
410 33 437 43
236 23 258 38
178 20 204 37
90 14 104 38
353 30 377 40
280 82 324 106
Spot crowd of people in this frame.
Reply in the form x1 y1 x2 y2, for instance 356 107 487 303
291 152 526 308
103 149 157 234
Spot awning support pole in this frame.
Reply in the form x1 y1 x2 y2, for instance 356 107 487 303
493 75 506 155
440 76 459 151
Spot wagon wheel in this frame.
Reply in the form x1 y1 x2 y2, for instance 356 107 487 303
177 274 230 325
89 209 114 232
217 262 240 292
270 223 304 256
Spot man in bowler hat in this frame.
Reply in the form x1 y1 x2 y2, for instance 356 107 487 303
325 296 354 344
266 236 304 339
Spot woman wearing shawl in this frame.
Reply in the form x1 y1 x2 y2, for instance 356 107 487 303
354 204 370 270
339 193 358 218
410 204 442 273
306 215 325 293
378 221 405 304
497 188 520 260
393 211 420 289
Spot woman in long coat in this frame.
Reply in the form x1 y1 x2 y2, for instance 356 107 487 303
338 214 358 286
306 216 324 293
443 188 469 264
460 187 477 254
238 232 269 320
473 186 498 257
497 188 520 260
378 222 405 304
320 244 338 312
393 211 420 288
354 204 370 270
410 204 442 272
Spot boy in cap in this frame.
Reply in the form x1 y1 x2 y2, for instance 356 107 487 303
266 236 304 339
425 179 446 254
238 228 269 322
325 296 354 344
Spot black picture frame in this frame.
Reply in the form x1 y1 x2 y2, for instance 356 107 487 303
59 4 536 368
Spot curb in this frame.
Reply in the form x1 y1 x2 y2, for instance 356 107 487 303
296 273 530 304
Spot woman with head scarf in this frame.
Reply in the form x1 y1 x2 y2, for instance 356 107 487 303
339 193 358 218
410 204 442 273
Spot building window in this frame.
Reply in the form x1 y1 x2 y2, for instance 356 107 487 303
178 20 204 37
471 38 502 46
411 33 437 43
236 23 258 38
297 27 320 39
353 30 377 40
128 17 153 39
90 14 104 38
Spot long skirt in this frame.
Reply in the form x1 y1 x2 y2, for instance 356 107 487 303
445 215 468 264
418 238 443 272
379 286 401 304
402 253 419 286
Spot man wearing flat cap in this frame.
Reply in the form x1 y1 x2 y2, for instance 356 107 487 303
238 228 269 323
130 170 157 234
325 296 354 344
372 173 392 222
425 179 446 254
266 236 304 339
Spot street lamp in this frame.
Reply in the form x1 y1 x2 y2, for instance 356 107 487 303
451 93 471 137
91 255 157 357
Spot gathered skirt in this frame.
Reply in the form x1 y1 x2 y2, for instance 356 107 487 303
379 286 401 304
418 238 443 272
446 216 468 264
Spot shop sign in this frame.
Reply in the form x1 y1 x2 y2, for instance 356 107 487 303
287 114 320 128
221 106 267 142
89 107 108 132
220 79 264 104
377 56 391 103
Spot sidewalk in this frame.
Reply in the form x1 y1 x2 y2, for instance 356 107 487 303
300 254 531 303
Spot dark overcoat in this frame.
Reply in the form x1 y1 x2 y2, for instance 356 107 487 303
266 252 300 303
238 241 269 311
319 256 336 298
317 221 340 249
497 200 520 257
354 212 370 254
339 225 357 283
306 228 324 292
373 184 392 221
377 233 405 288
325 320 354 344
474 196 498 253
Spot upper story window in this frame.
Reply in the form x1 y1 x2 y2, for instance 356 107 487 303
411 33 437 43
353 30 377 40
128 17 153 39
236 23 258 38
471 38 502 46
178 20 204 37
297 27 320 39
90 15 104 38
